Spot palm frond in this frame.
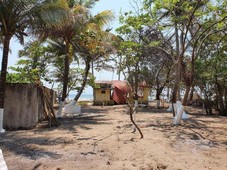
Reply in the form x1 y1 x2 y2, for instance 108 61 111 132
73 0 98 9
90 10 114 28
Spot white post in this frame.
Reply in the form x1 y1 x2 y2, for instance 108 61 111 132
0 109 5 133
173 101 184 125
176 101 182 109
134 100 138 108
174 105 184 125
167 102 177 112
0 149 8 170
56 101 65 118
156 100 160 108
166 104 172 111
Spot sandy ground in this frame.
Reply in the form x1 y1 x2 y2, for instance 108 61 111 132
0 103 227 170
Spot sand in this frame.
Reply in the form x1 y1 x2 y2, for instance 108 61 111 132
0 104 227 170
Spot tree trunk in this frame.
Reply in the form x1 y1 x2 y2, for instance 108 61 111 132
204 99 213 115
61 54 70 102
57 41 70 117
0 34 11 133
0 34 12 109
167 86 170 101
189 85 194 101
129 102 143 139
182 85 190 106
155 87 164 101
172 19 181 103
73 60 91 102
91 61 94 76
225 87 227 116
216 83 225 116
155 87 164 108
172 60 181 103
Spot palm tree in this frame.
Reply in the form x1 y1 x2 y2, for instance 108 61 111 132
39 0 115 116
0 0 69 131
39 0 102 103
37 2 90 116
72 18 117 102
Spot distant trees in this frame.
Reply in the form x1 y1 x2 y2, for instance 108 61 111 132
195 22 227 115
116 0 227 115
1 0 226 117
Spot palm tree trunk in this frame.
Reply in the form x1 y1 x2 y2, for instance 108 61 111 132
62 54 70 102
91 61 94 76
56 43 70 117
73 60 91 102
0 34 12 133
0 34 12 108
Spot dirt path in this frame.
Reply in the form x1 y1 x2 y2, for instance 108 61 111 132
0 105 227 170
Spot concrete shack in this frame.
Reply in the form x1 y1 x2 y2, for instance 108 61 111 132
93 81 114 105
137 82 151 105
3 83 55 130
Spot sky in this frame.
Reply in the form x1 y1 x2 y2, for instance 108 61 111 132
0 0 141 94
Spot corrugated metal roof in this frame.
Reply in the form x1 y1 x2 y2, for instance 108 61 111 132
95 80 113 84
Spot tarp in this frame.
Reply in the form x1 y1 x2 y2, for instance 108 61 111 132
112 81 129 104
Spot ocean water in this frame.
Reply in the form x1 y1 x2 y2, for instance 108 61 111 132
68 93 93 101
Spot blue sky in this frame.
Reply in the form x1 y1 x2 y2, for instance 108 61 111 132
1 0 138 67
0 0 142 93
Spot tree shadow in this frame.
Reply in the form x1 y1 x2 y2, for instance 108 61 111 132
0 106 113 159
145 113 227 147
0 134 62 160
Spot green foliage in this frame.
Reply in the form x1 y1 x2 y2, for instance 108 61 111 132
7 65 44 84
6 40 52 84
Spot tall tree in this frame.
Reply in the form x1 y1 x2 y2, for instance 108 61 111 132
143 0 227 105
38 0 115 116
0 0 68 123
72 11 116 102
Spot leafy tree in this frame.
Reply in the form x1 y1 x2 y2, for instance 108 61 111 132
116 11 150 99
195 25 227 115
116 10 154 138
143 0 227 106
7 40 52 83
